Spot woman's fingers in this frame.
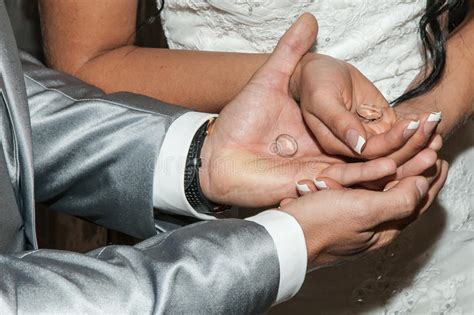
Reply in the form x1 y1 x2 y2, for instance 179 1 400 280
387 112 441 165
305 88 368 154
320 157 397 186
313 177 344 190
296 179 316 195
362 119 421 159
395 149 438 181
303 114 356 156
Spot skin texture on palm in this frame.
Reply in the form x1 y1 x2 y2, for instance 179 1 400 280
39 0 445 172
199 14 444 208
199 14 401 208
195 15 448 265
40 1 473 171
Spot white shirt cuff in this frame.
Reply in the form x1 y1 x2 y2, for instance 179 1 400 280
246 210 307 304
153 111 218 220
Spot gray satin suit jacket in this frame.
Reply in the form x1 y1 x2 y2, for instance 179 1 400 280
0 2 279 313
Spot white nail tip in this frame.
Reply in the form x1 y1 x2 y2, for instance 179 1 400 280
296 182 311 193
314 180 328 190
407 120 420 130
427 112 442 122
354 136 366 154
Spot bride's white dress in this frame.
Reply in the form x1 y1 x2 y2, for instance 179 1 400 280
160 0 474 313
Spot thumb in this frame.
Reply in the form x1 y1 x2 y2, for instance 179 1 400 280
252 13 318 89
304 85 368 155
363 176 429 226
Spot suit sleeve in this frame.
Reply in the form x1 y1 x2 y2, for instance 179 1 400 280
21 53 192 239
0 219 279 314
18 54 307 305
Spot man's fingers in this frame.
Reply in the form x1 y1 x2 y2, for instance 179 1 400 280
361 148 438 190
354 176 429 226
395 149 438 181
421 159 443 185
320 157 397 186
428 134 443 151
417 160 449 215
280 197 296 207
252 13 318 88
369 160 449 250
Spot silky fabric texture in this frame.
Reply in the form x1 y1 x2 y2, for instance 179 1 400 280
0 146 24 253
22 53 189 239
0 53 281 314
0 219 278 314
0 1 36 249
0 2 281 311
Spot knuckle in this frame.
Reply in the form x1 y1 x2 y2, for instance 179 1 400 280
323 146 339 155
400 192 417 214
329 115 349 133
384 129 402 147
309 89 327 104
356 202 374 223
411 137 428 151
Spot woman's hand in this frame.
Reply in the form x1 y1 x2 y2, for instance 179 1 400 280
290 53 441 165
200 14 402 208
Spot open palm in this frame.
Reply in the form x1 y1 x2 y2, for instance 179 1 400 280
199 14 396 207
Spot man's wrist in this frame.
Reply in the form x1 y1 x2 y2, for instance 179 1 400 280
246 210 307 303
153 112 219 219
198 127 213 201
279 206 318 264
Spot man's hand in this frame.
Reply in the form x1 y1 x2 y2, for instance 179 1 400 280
198 14 402 208
281 160 448 265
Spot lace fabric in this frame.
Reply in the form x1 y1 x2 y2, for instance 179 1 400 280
160 1 474 313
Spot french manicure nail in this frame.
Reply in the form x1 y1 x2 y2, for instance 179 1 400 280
296 182 311 194
424 112 442 135
403 120 420 139
346 129 366 154
427 112 442 122
314 179 328 190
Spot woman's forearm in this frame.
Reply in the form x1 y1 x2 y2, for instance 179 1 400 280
39 0 268 113
436 9 474 136
401 10 474 138
73 47 268 113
